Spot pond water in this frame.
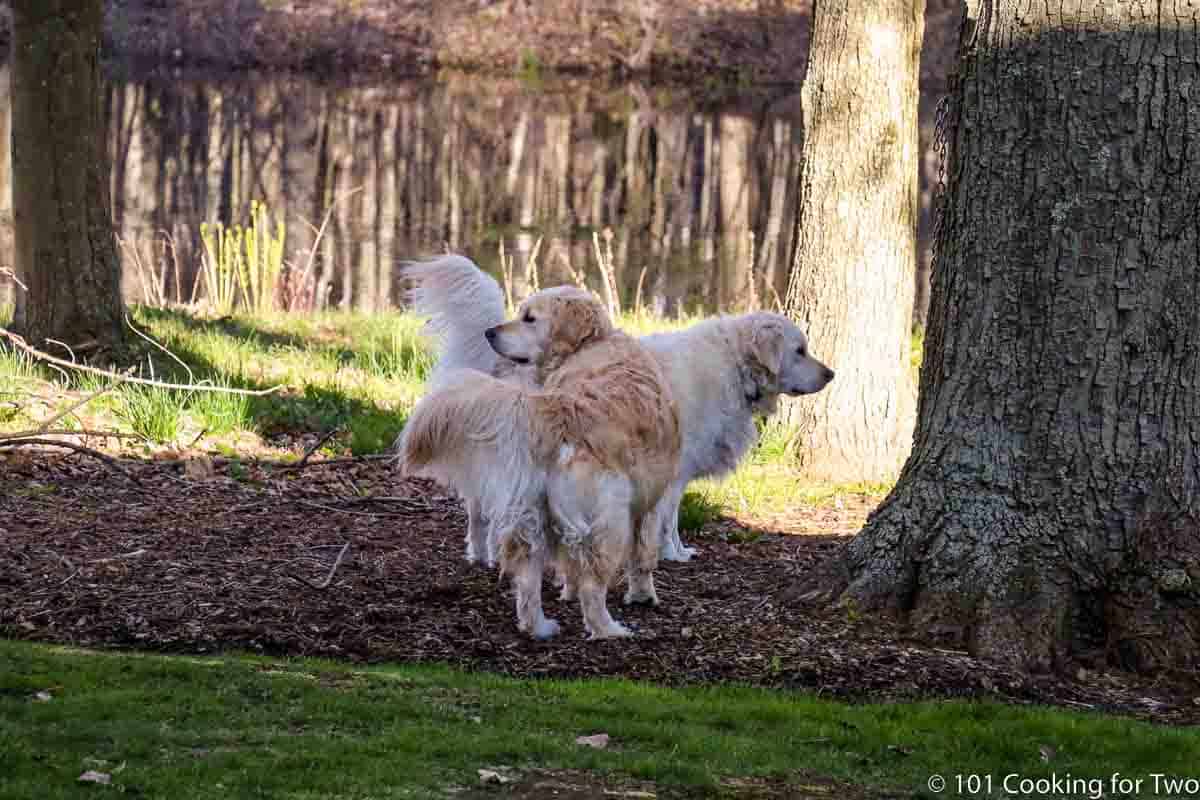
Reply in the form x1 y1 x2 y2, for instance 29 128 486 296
0 67 939 316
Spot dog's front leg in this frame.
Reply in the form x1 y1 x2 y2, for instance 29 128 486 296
656 481 698 562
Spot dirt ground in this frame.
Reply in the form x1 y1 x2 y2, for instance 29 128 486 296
2 446 1197 726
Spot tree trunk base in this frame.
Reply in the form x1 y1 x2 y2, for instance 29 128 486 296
791 486 1200 675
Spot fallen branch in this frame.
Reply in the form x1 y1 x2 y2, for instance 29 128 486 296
125 314 194 385
290 497 412 517
276 454 391 471
28 367 134 433
0 437 138 481
0 267 28 291
91 548 149 565
289 542 350 589
0 327 285 396
298 426 344 468
0 428 141 441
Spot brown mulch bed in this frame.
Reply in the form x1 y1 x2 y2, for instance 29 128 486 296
2 448 1197 726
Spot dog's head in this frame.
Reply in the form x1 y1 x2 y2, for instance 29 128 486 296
485 286 613 374
738 313 834 412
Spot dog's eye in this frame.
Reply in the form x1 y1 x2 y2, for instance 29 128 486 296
523 312 536 324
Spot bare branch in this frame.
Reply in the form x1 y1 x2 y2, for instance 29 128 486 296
0 327 285 396
124 314 195 385
31 366 134 433
0 436 137 480
0 428 141 440
289 542 351 590
276 453 391 471
0 267 28 290
298 426 344 468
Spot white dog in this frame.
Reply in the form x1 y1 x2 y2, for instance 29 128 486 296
404 255 834 562
398 286 680 640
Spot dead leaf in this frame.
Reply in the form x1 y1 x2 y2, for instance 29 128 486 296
78 770 111 785
184 457 215 480
1039 744 1057 762
576 733 610 749
478 769 511 784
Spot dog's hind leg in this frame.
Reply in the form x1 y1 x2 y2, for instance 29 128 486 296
656 480 698 562
576 514 635 639
500 530 560 640
464 497 495 567
624 509 661 606
554 555 577 601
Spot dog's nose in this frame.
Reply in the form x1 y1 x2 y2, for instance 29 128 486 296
824 367 835 382
484 327 496 342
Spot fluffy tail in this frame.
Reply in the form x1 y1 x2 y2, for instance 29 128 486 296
402 254 507 387
397 369 549 539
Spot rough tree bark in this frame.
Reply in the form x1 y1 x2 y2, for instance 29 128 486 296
803 0 1200 673
782 0 924 483
10 0 125 349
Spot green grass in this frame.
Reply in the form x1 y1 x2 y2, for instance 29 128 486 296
113 384 186 444
1 640 1195 799
1 305 896 518
191 378 254 435
678 489 723 533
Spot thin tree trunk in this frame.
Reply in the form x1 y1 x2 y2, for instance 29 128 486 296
11 0 124 349
803 0 1200 674
717 114 753 311
0 66 11 311
781 0 923 483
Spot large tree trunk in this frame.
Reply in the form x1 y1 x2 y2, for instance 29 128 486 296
10 0 124 349
781 0 923 483
804 0 1200 674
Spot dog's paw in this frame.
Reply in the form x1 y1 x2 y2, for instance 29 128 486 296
531 617 561 640
588 622 634 640
660 545 697 562
464 552 497 569
623 588 660 607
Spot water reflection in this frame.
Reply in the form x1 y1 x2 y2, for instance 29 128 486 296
0 69 937 316
99 73 811 315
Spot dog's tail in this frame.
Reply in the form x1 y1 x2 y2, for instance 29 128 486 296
397 368 552 535
402 254 507 387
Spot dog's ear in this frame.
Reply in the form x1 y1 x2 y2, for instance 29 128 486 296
749 319 788 378
546 296 613 365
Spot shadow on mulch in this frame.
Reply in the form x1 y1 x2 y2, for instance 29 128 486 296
1 449 1197 725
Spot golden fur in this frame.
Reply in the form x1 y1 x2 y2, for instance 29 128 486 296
399 288 680 639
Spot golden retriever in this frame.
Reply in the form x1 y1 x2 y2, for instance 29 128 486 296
404 255 835 564
397 287 680 639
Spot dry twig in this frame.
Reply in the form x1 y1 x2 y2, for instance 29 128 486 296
0 267 28 291
0 437 137 481
298 426 344 467
289 542 350 589
0 327 284 396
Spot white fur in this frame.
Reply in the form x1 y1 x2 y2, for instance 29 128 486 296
397 285 680 641
403 255 508 389
401 255 834 563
